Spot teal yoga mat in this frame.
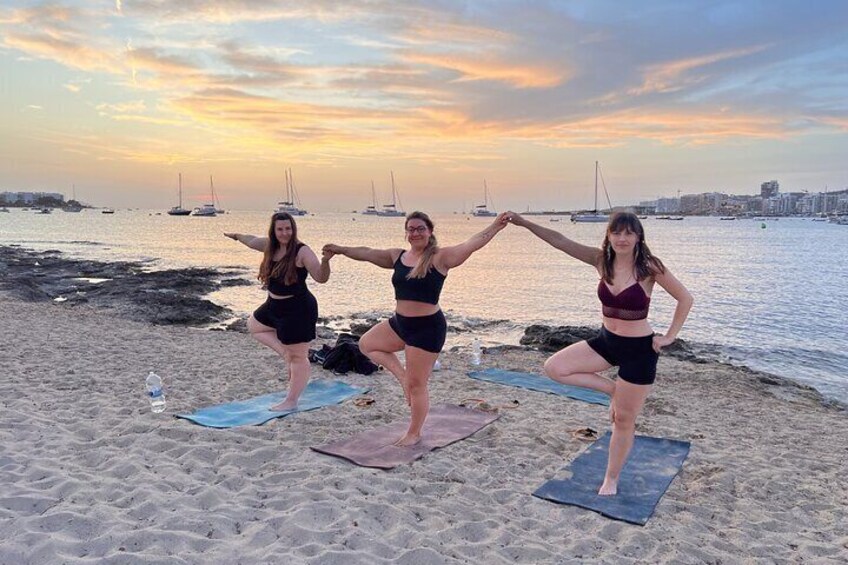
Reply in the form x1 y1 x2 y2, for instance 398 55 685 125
176 380 368 428
468 368 610 406
533 432 690 525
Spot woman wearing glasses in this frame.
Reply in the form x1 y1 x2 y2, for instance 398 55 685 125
323 211 508 445
225 212 331 411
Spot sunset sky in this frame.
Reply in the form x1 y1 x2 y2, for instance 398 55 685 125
1 1 847 212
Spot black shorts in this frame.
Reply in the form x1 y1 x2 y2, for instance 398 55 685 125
388 310 447 353
586 327 658 385
252 292 318 345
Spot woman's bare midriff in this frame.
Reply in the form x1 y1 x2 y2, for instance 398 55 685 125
602 317 653 338
395 299 440 317
268 292 294 300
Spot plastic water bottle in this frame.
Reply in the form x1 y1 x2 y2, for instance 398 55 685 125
471 338 482 366
145 371 166 413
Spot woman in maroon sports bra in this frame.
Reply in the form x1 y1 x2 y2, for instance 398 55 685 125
507 211 693 496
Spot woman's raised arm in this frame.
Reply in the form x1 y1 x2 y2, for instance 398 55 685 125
437 213 509 270
322 244 399 269
507 212 601 266
224 232 269 252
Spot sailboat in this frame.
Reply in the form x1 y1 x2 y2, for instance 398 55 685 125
192 176 217 216
167 173 192 216
275 168 308 215
377 171 405 216
65 184 82 212
361 181 381 215
210 176 225 214
471 180 497 217
571 161 610 223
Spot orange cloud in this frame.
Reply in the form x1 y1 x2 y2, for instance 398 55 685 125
402 52 568 88
541 110 790 147
4 32 123 74
400 19 515 47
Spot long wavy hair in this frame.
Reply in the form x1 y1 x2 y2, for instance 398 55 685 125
405 211 439 279
600 212 665 283
259 212 301 287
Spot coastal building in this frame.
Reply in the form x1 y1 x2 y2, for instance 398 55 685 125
679 194 701 214
800 190 848 215
638 200 658 213
760 180 779 199
655 197 680 213
0 191 65 205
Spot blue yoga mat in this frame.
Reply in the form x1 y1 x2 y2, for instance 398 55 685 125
468 368 610 406
176 380 369 428
533 432 690 525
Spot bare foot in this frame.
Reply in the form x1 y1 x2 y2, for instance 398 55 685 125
393 433 421 447
598 477 618 496
269 399 298 412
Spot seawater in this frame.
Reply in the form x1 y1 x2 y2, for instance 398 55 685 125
3 210 847 403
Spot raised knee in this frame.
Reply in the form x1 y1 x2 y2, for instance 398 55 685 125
357 337 374 355
544 357 569 379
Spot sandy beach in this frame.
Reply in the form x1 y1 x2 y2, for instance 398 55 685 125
1 295 846 564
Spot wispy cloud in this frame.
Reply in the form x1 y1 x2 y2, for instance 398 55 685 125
629 45 770 96
4 32 123 74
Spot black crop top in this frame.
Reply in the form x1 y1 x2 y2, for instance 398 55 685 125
267 243 309 296
392 251 446 305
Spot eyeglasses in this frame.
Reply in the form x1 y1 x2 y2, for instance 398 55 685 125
405 226 428 234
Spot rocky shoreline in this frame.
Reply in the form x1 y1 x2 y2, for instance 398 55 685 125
0 244 250 326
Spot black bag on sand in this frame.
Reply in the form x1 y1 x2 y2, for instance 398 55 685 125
308 344 332 364
318 334 379 375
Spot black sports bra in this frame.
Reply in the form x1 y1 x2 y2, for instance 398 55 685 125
391 251 446 305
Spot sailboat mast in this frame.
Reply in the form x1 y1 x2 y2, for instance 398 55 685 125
179 173 183 208
594 160 599 212
285 169 290 204
391 171 396 206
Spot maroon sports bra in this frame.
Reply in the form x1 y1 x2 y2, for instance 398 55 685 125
597 280 650 320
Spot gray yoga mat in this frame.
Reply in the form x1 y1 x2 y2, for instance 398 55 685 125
533 432 690 525
311 404 500 469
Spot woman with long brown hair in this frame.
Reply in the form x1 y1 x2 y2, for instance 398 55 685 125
506 210 693 496
323 211 508 446
225 212 330 411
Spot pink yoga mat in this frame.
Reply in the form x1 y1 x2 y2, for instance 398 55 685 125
311 404 500 469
